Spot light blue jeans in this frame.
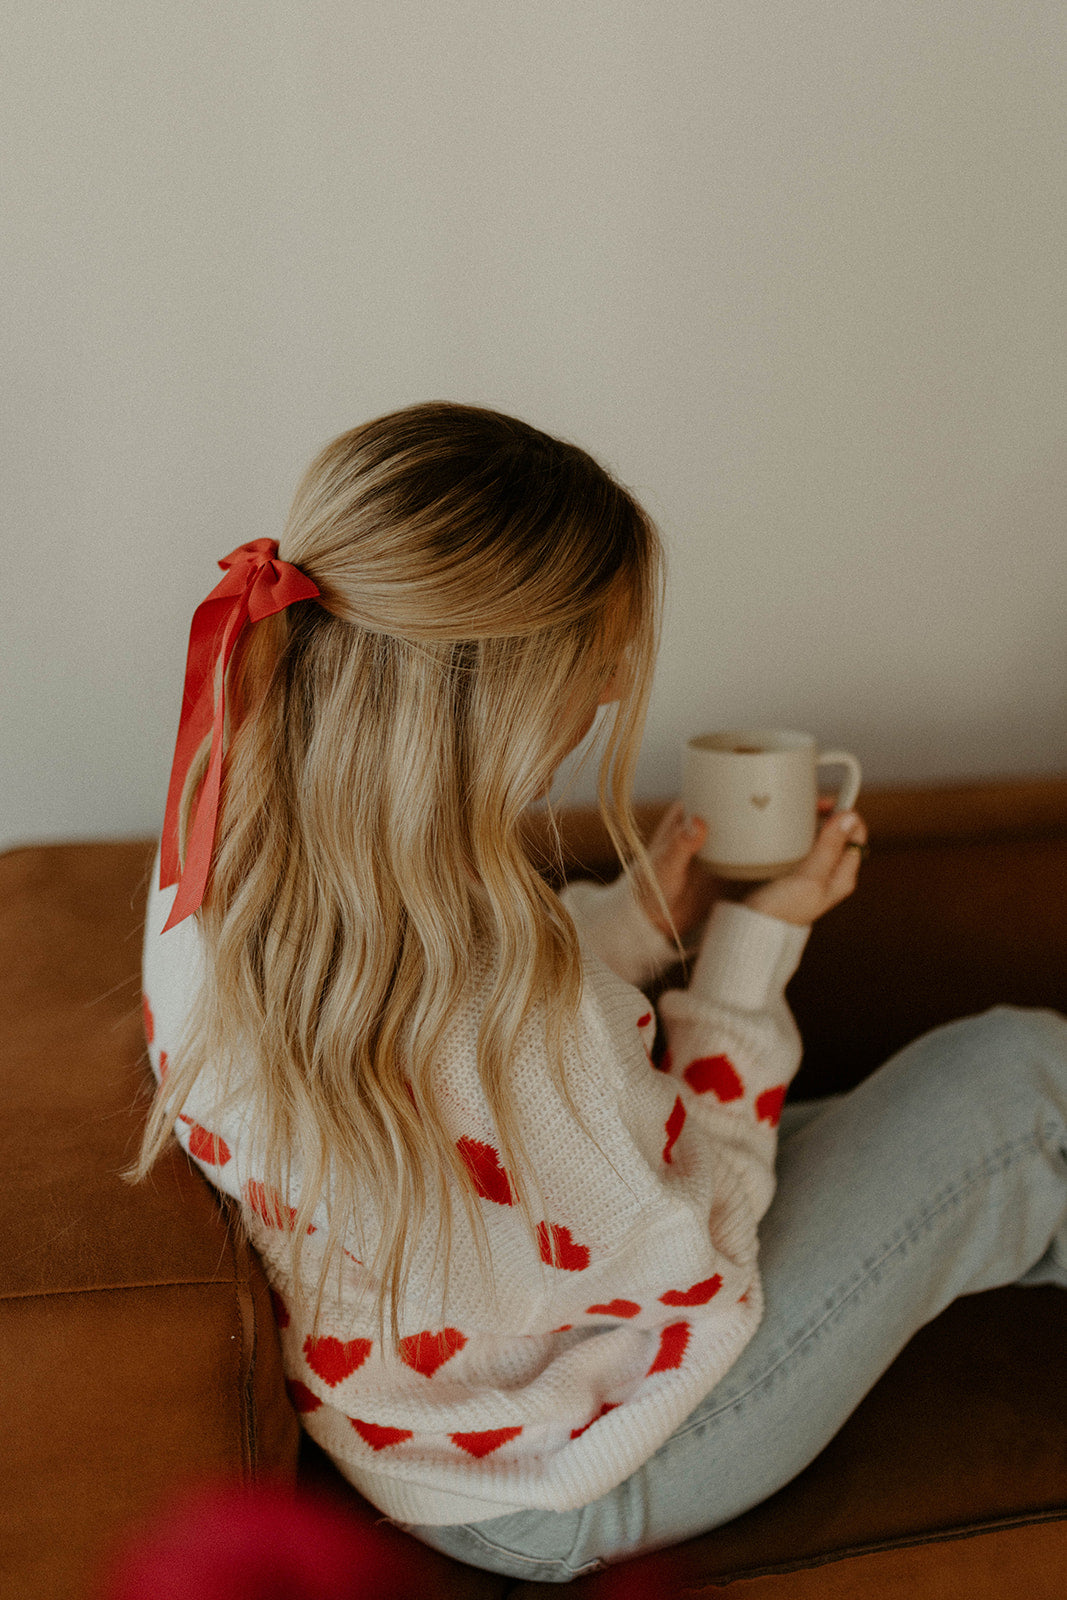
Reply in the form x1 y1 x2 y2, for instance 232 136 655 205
401 1007 1067 1582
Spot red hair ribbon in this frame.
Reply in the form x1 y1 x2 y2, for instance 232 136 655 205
159 539 320 931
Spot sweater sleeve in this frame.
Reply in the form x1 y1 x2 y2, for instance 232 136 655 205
655 900 809 1222
502 895 809 1335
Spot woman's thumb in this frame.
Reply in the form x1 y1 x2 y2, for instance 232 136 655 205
678 813 707 858
650 803 705 875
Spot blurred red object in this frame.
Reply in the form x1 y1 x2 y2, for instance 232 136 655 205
94 1480 433 1600
94 1476 681 1599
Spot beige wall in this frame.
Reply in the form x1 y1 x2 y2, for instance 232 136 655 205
4 0 1065 850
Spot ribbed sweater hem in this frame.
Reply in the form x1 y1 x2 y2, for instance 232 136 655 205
338 1469 521 1527
309 1300 761 1527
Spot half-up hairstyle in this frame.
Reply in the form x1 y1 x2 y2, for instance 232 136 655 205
134 401 668 1345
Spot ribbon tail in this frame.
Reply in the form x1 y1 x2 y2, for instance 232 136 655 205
160 597 249 926
159 593 239 887
161 711 227 931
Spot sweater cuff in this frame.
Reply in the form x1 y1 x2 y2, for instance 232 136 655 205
688 901 810 1011
559 875 680 987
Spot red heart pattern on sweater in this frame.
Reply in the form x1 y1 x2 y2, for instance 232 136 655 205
399 1328 467 1378
178 1116 231 1167
285 1378 322 1414
244 1180 299 1230
158 1051 168 1082
683 1054 744 1101
303 1334 372 1386
657 1048 673 1075
756 1085 787 1127
637 1012 652 1029
571 1401 619 1440
660 1273 723 1307
350 1418 413 1450
585 1299 640 1318
537 1222 590 1271
450 1426 523 1459
457 1137 515 1206
647 1321 690 1375
141 994 154 1044
662 1096 686 1164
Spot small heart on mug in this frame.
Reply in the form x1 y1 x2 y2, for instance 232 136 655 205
749 794 771 809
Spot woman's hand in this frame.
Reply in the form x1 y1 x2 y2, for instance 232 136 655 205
744 810 868 927
639 801 719 940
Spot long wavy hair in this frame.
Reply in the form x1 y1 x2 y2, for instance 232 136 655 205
133 401 669 1344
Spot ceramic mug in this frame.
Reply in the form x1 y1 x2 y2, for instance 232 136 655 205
682 729 862 880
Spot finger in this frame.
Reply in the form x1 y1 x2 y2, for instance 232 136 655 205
833 810 865 845
662 799 686 829
803 811 861 881
829 837 864 893
823 858 862 914
660 814 707 878
648 800 686 856
848 816 869 847
683 813 707 848
824 817 868 901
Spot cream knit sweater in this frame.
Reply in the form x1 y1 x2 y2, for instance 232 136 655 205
142 856 808 1526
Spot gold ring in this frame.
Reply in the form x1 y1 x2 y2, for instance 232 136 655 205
845 841 870 858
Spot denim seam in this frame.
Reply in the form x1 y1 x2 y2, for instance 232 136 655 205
444 1518 602 1580
674 1124 1052 1437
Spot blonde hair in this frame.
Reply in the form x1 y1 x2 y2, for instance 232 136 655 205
134 401 669 1345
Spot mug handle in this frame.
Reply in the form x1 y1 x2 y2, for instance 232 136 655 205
816 750 862 813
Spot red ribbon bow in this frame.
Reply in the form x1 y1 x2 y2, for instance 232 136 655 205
159 539 320 931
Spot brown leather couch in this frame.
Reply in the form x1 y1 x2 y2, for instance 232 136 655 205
3 777 1066 1598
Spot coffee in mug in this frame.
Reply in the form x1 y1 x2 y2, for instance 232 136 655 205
682 729 862 880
